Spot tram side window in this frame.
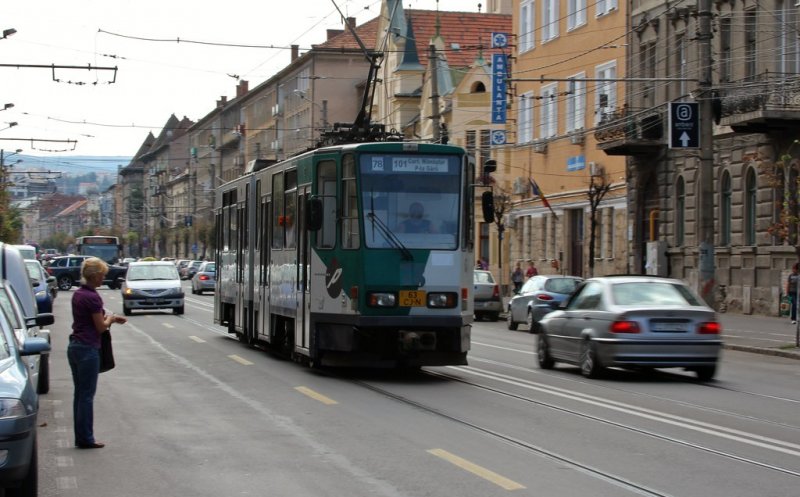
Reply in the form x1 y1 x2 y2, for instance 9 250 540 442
342 155 360 249
316 160 336 249
272 173 285 249
285 169 297 249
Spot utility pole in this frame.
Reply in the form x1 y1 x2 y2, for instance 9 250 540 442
697 0 716 306
429 44 441 143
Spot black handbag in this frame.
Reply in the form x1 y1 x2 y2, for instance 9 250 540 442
99 330 115 373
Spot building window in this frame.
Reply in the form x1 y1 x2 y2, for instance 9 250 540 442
518 93 534 143
595 61 617 124
639 42 656 101
720 171 732 246
676 176 685 246
719 16 732 84
520 0 535 53
745 9 757 81
745 168 757 245
674 33 687 99
596 0 617 17
567 0 587 30
777 0 800 73
566 73 586 132
479 222 491 263
539 83 558 138
542 0 560 42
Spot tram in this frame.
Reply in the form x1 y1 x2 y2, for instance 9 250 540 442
214 140 494 367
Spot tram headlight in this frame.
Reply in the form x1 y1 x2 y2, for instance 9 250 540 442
427 292 457 308
367 292 397 307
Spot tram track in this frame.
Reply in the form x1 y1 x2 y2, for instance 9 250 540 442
470 356 800 433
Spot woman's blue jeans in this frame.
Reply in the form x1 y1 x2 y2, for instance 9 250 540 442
67 340 99 445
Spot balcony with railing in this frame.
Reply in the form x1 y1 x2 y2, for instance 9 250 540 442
719 72 800 132
594 106 666 156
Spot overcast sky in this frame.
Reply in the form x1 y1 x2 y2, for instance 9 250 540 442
1 0 482 160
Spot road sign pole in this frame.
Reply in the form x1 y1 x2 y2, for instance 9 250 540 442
697 0 716 307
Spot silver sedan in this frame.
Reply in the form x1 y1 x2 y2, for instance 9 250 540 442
537 276 723 381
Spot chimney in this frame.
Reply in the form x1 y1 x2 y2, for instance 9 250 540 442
327 29 344 40
291 44 299 62
346 17 356 29
216 96 227 108
236 80 249 98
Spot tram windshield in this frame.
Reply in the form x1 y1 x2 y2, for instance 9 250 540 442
360 154 461 250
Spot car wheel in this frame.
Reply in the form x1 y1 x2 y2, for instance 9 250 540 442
507 309 518 330
526 310 540 334
537 335 555 369
580 340 603 378
174 305 185 315
123 307 132 316
474 313 483 322
6 435 37 497
488 312 499 322
57 275 73 291
37 354 50 394
694 365 717 382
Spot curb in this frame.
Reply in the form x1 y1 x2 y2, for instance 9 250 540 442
723 344 800 361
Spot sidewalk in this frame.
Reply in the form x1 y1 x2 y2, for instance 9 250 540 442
501 296 800 360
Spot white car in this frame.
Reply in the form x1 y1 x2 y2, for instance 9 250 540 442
121 261 184 316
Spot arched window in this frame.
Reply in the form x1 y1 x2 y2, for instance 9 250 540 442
676 176 685 246
720 171 732 246
471 82 487 93
745 168 757 245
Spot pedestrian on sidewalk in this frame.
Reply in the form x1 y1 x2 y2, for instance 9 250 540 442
786 262 799 324
525 260 538 279
511 263 524 294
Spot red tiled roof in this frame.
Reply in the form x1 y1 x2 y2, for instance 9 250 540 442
406 10 511 68
313 17 379 51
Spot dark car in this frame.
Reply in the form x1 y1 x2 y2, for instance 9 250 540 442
507 275 583 332
191 261 216 294
0 302 50 496
537 276 723 381
24 260 56 314
46 255 127 291
180 260 203 280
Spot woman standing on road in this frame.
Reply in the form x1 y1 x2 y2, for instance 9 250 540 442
67 257 127 449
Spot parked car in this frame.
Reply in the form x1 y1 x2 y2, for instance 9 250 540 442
12 245 37 261
0 279 53 394
24 260 56 314
45 255 127 291
190 261 216 294
0 306 50 496
0 243 40 326
181 260 203 280
473 270 502 321
120 257 137 267
537 276 723 381
121 261 184 315
507 275 583 332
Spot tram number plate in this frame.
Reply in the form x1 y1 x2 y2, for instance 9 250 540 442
399 290 426 307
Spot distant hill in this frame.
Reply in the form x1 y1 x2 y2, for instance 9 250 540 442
11 155 132 176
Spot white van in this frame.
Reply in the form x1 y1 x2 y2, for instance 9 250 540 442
13 244 37 261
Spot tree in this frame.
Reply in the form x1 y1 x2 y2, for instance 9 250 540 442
759 148 800 258
586 165 612 278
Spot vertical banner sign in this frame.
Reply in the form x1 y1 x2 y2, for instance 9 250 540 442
492 53 508 124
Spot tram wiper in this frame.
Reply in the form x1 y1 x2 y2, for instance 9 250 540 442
367 210 413 261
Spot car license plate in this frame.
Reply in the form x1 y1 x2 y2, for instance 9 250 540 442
651 321 688 332
399 290 425 307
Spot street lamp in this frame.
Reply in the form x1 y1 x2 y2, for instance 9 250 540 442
1 122 17 132
1 103 13 111
2 28 16 39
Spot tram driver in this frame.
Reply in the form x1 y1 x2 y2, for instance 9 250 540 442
398 202 437 234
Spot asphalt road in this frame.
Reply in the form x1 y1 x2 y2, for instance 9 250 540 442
35 285 800 497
